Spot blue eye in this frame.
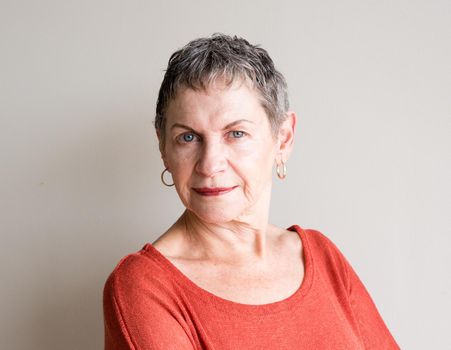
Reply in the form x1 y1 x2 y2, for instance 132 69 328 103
178 132 199 143
183 133 194 142
231 131 245 138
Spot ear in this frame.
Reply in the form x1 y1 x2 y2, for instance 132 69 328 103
157 131 170 170
276 111 296 163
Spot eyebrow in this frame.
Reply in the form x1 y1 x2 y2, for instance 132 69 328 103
170 119 254 131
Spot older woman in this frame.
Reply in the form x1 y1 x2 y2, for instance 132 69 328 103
103 34 399 349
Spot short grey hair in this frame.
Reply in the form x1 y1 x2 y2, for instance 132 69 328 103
155 33 289 147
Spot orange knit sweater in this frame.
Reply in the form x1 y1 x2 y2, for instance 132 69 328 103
103 226 400 349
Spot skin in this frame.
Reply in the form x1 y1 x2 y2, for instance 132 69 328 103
153 79 301 304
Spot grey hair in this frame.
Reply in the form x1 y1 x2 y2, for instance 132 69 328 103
154 33 289 147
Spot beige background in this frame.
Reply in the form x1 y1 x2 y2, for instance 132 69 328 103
1 0 450 349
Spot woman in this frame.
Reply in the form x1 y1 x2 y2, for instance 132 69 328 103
103 34 399 349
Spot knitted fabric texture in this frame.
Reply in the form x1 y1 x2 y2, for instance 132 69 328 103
103 226 400 349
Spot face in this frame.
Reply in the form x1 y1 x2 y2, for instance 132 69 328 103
161 80 290 224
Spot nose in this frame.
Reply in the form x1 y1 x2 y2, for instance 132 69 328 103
195 139 228 177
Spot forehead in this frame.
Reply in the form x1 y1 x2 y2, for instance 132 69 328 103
165 80 268 127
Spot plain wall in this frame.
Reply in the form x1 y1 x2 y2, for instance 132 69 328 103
1 0 450 349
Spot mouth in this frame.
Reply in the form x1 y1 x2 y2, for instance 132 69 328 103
192 186 238 197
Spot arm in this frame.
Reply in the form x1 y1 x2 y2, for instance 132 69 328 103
308 229 400 349
103 283 135 350
345 259 400 350
103 263 195 350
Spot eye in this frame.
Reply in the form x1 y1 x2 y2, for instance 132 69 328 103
183 133 195 142
229 130 246 138
177 132 200 143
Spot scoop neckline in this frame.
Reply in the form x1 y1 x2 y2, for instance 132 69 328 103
143 225 314 316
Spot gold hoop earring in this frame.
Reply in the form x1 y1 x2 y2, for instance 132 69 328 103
276 161 287 180
161 168 174 187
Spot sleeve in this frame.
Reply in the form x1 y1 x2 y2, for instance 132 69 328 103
344 257 401 350
103 257 196 350
314 230 400 350
103 278 135 349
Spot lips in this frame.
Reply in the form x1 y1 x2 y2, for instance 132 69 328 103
192 186 238 196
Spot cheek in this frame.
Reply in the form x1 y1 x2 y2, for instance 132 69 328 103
170 162 193 186
233 142 276 188
165 145 197 172
236 139 276 166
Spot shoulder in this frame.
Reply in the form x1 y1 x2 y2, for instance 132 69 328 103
292 225 346 258
292 225 352 288
103 247 197 349
273 224 345 262
103 245 185 326
105 248 150 285
104 245 173 302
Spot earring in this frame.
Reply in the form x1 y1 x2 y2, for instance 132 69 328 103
276 161 287 180
161 168 175 187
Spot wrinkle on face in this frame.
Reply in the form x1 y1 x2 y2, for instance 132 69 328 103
162 80 278 227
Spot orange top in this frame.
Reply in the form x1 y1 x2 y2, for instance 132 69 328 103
103 226 400 349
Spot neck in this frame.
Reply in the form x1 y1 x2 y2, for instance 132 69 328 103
175 207 274 266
